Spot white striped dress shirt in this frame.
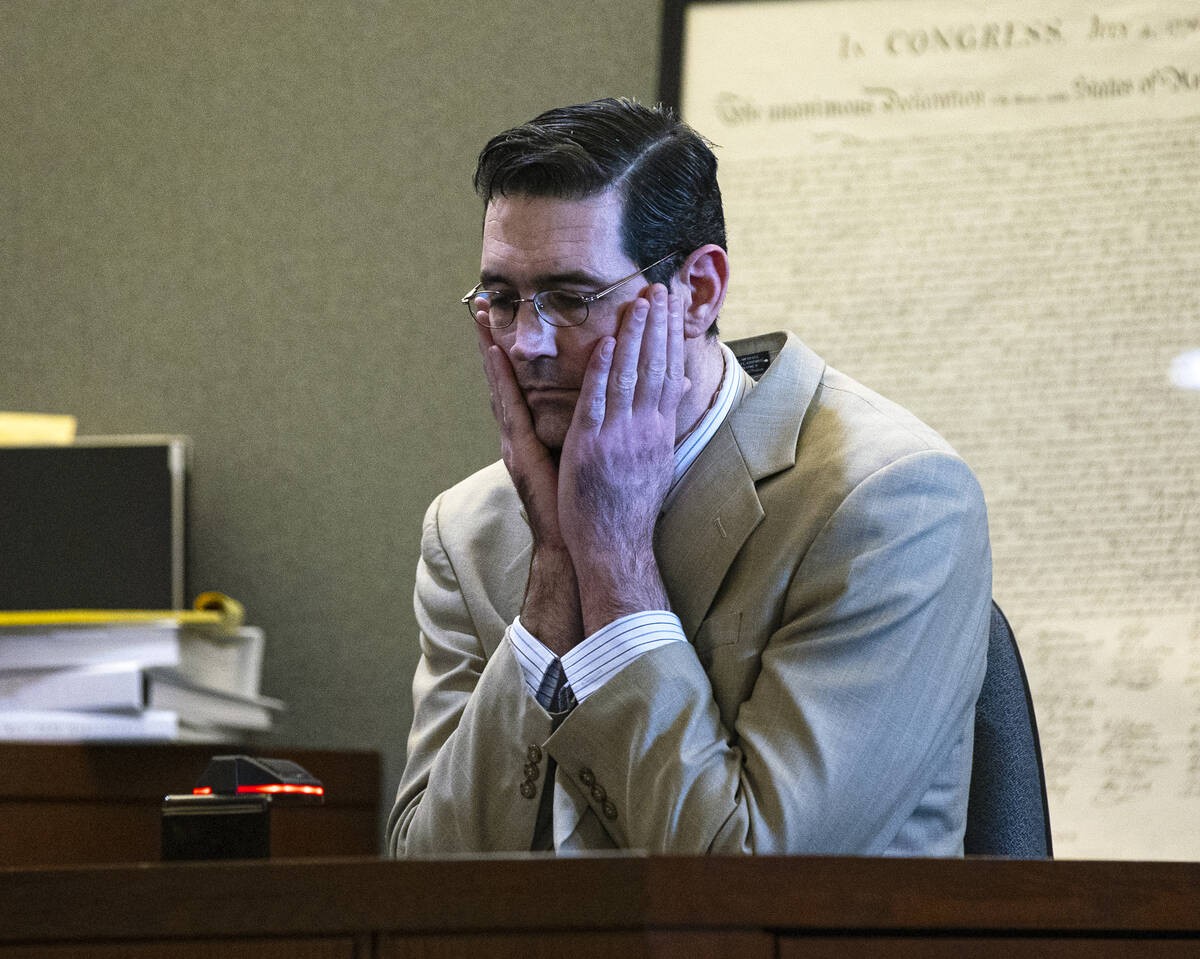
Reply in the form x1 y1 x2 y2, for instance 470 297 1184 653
510 343 752 708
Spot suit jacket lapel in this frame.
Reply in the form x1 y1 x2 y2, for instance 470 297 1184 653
657 421 762 638
657 331 826 639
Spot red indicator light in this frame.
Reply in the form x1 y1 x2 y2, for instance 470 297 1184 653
192 787 213 795
235 784 325 796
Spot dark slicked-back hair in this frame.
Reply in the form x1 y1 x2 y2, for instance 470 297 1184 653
474 98 726 293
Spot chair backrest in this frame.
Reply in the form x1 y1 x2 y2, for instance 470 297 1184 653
964 601 1053 857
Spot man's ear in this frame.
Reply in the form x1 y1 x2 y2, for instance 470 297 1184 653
674 244 729 339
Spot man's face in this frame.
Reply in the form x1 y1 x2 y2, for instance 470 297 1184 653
479 190 644 451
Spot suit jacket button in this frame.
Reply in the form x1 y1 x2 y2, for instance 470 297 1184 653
602 800 618 821
523 762 539 780
527 745 543 763
520 780 537 799
579 768 595 787
590 784 607 804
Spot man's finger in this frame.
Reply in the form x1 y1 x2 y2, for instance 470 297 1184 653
607 298 647 416
477 323 504 411
484 344 534 438
634 285 669 412
572 336 615 432
660 290 688 415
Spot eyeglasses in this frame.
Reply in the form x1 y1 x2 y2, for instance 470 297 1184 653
462 251 678 330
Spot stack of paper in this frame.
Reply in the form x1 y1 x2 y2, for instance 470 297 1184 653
0 595 283 742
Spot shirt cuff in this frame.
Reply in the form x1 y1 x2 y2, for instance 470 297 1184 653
562 610 685 703
509 617 558 703
509 610 686 707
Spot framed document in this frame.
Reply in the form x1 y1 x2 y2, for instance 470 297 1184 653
660 0 1200 861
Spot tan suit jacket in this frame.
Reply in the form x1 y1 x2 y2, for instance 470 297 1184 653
388 331 991 856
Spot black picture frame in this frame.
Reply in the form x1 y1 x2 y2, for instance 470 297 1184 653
659 0 797 111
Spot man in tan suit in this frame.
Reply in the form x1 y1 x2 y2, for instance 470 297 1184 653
388 98 991 856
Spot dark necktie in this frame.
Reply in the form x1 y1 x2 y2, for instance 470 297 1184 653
530 659 575 850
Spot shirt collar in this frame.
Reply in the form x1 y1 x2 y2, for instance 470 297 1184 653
670 342 753 493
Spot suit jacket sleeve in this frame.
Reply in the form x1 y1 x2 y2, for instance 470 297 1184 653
544 448 990 855
387 491 553 855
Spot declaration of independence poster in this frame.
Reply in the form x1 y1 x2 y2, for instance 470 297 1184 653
671 0 1200 859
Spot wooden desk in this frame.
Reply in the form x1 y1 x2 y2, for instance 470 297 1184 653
1 855 1197 957
0 743 380 865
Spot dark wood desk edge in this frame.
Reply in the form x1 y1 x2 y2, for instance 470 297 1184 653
0 742 381 806
1 855 1199 944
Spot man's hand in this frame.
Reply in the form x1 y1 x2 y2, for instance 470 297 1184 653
478 324 582 654
558 285 689 635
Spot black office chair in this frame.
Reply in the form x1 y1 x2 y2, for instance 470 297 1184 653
964 601 1053 857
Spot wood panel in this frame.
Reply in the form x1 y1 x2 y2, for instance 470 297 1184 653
0 743 378 802
779 939 1200 958
379 931 774 959
0 856 1197 955
0 743 380 865
0 938 358 959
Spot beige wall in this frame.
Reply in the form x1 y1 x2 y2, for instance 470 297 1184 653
0 0 660 845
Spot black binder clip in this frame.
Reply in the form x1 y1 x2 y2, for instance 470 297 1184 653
161 755 324 861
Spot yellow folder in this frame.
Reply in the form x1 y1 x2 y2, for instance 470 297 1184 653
0 593 245 632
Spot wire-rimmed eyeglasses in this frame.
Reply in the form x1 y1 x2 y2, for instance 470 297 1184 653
462 251 679 330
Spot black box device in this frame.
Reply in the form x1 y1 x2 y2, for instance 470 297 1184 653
161 756 324 861
0 436 188 609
